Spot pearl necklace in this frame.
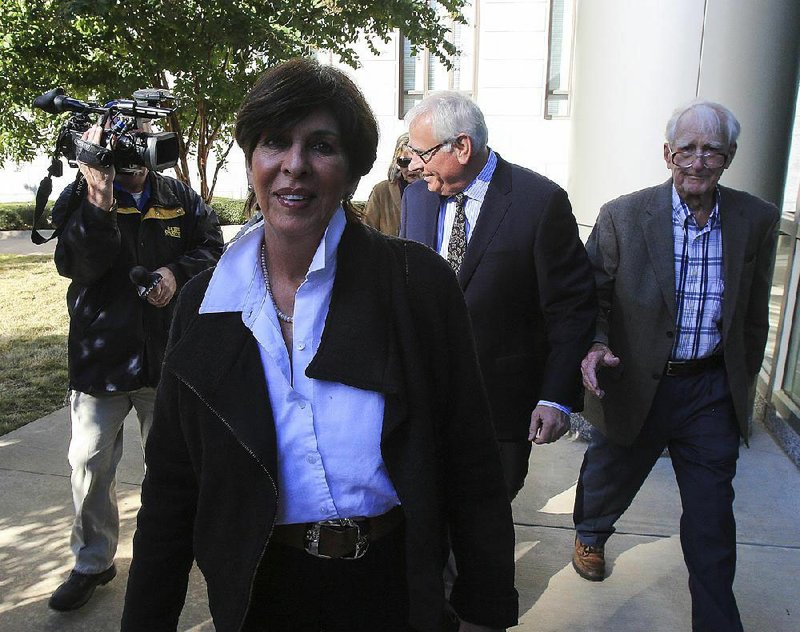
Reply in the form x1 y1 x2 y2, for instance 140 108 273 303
260 242 294 324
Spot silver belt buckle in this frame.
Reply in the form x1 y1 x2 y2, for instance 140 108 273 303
665 360 684 376
304 518 369 560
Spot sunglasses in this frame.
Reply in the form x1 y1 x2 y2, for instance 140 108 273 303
396 157 412 168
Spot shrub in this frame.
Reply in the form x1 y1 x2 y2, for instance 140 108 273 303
0 197 249 230
1 196 369 230
0 202 52 231
209 197 249 225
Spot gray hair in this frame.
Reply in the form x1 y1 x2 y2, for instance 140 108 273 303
405 91 488 151
665 100 741 148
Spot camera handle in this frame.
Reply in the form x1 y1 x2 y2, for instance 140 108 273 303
31 161 85 245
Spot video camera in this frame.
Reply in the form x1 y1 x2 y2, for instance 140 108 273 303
33 87 179 173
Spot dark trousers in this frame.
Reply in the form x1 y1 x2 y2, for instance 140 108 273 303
242 523 411 631
441 440 528 629
573 365 742 632
498 440 532 501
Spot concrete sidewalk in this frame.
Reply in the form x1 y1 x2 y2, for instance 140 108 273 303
0 230 57 256
0 406 798 631
2 229 799 630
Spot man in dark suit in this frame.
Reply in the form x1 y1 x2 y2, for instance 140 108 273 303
400 92 596 500
573 101 779 632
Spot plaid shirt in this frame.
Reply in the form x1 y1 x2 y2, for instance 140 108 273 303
671 186 724 360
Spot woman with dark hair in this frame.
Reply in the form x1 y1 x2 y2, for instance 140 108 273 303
362 132 421 235
121 58 517 632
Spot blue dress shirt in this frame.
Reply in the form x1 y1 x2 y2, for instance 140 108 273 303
671 186 724 360
199 208 399 524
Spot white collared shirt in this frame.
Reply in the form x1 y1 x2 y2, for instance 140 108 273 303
199 209 399 524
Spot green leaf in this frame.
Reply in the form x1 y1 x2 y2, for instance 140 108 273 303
0 0 466 199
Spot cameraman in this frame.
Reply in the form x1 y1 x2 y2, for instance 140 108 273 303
48 123 223 612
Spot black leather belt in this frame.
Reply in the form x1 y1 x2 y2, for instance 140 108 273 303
270 505 403 560
665 355 724 377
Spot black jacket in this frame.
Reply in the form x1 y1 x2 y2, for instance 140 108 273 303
401 154 597 440
53 171 223 393
121 220 518 632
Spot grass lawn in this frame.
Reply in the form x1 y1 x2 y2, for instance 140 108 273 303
0 254 70 435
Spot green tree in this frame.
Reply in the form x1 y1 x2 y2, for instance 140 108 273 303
0 0 464 200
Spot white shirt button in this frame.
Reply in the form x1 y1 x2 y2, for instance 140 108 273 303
297 341 306 351
299 401 307 410
307 454 317 464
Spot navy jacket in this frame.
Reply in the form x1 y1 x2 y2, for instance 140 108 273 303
401 154 596 440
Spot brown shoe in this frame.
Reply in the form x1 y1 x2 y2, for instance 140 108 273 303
572 536 605 581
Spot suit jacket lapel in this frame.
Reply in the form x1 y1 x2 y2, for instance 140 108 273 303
642 181 677 321
405 181 440 248
458 154 512 290
719 186 747 338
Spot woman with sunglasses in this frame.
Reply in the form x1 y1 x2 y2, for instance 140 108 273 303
362 133 421 235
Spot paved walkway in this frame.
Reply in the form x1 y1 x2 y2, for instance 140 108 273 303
0 230 57 255
1 231 799 630
0 407 797 631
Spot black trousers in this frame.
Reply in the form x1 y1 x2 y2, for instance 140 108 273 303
242 523 412 632
573 365 743 632
497 440 532 501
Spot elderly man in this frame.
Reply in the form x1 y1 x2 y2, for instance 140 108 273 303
400 92 596 500
572 101 779 632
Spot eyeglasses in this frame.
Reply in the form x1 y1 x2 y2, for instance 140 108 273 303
406 138 455 164
669 147 728 169
396 156 412 168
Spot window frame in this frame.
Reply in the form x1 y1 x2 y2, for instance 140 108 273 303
397 2 479 120
544 0 577 120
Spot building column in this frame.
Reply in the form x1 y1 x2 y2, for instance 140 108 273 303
568 0 800 229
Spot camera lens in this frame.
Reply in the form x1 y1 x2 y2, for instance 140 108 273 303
115 135 134 150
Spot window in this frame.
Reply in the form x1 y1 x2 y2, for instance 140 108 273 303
765 83 800 422
398 1 477 119
544 0 576 119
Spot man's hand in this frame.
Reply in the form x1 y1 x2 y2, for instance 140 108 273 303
147 267 177 308
528 404 570 444
580 342 620 399
78 125 115 211
458 622 505 632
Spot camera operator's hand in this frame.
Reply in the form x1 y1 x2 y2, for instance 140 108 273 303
147 267 177 308
78 124 115 211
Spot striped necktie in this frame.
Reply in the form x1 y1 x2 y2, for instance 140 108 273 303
446 192 467 274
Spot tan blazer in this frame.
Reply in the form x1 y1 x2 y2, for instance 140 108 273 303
583 180 779 446
363 179 401 236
